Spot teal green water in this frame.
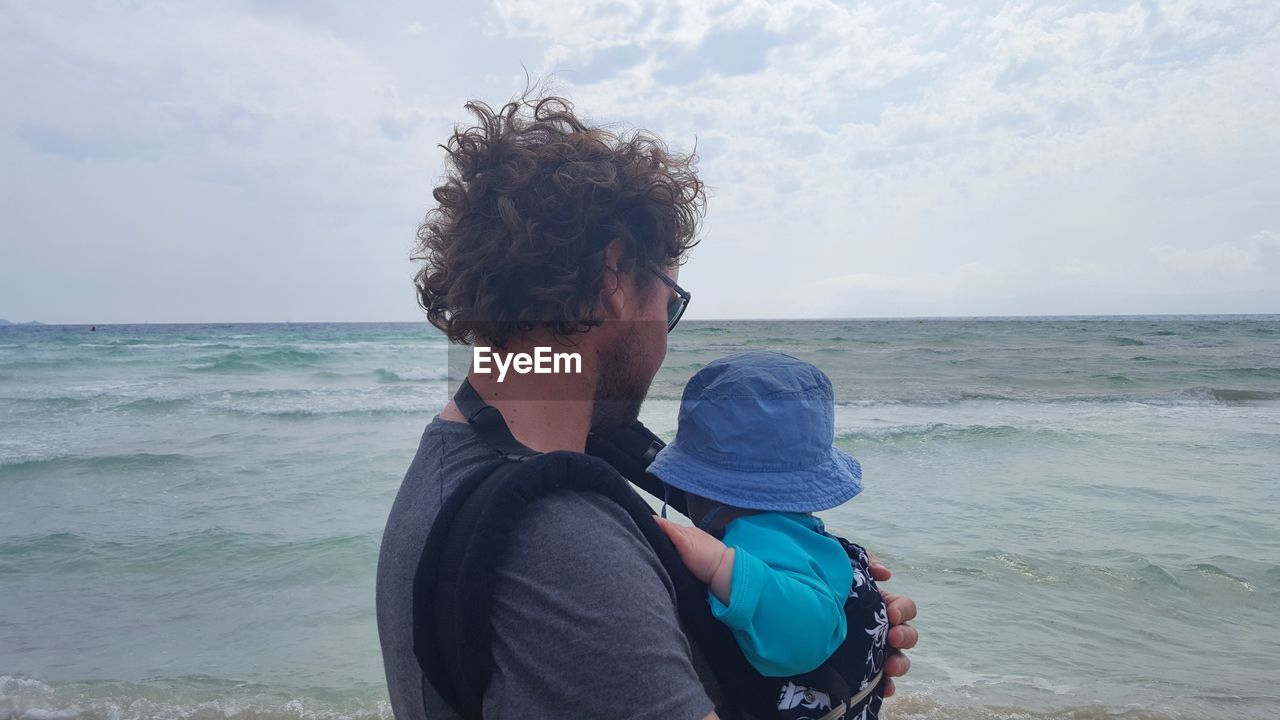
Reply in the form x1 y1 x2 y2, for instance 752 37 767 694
2 318 1278 720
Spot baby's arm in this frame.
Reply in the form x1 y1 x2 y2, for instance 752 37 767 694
656 516 736 602
656 516 851 677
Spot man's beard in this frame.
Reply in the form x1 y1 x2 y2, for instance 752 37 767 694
590 342 651 430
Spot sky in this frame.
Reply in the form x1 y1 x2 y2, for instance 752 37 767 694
2 0 1278 323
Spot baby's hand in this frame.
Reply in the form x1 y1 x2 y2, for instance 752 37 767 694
655 516 735 603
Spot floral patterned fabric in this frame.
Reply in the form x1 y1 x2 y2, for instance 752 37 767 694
765 536 888 720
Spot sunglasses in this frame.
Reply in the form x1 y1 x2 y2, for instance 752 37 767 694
650 267 691 332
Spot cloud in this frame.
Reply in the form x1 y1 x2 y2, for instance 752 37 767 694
561 43 649 84
654 21 794 84
4 4 452 199
816 262 1006 295
1151 231 1280 283
800 262 1023 318
3 0 1279 321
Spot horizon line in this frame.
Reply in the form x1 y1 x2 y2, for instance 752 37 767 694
3 312 1279 326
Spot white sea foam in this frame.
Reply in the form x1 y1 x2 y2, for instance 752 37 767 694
0 677 397 720
373 366 449 382
0 439 68 467
390 366 448 382
201 386 446 416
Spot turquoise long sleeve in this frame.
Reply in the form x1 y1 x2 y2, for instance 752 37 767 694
707 512 853 677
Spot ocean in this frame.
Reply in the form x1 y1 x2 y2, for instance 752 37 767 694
1 317 1277 720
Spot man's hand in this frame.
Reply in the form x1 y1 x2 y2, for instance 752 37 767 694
867 552 918 698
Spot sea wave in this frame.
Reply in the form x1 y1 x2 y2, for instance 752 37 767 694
79 341 238 350
1190 563 1256 592
988 552 1063 583
834 422 1050 444
184 349 330 373
663 362 708 374
372 367 449 383
1 391 149 411
0 357 101 371
1156 387 1280 404
902 550 1277 598
1088 373 1135 385
829 386 1280 407
0 677 392 720
204 387 443 417
884 688 1256 719
289 341 434 353
6 382 1276 418
744 335 809 346
0 440 70 468
1218 366 1280 379
113 397 194 413
0 529 378 575
1 386 445 419
72 338 150 347
223 406 427 419
186 358 268 374
0 451 191 473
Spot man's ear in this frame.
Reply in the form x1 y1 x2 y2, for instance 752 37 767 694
597 239 627 320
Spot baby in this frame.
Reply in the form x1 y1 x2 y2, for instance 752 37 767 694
650 351 887 719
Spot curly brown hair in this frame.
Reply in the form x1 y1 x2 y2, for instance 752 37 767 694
412 94 705 349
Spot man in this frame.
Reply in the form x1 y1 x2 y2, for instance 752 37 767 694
376 94 918 719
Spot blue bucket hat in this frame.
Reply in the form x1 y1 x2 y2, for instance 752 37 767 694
648 351 862 513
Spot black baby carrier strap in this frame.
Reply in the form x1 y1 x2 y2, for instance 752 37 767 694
412 378 886 720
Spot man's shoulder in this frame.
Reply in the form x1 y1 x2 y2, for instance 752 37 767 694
384 417 491 525
378 416 492 720
508 485 669 572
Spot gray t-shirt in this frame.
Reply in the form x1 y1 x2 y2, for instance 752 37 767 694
376 416 720 719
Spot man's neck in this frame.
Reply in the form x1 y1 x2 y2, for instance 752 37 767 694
439 341 599 453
